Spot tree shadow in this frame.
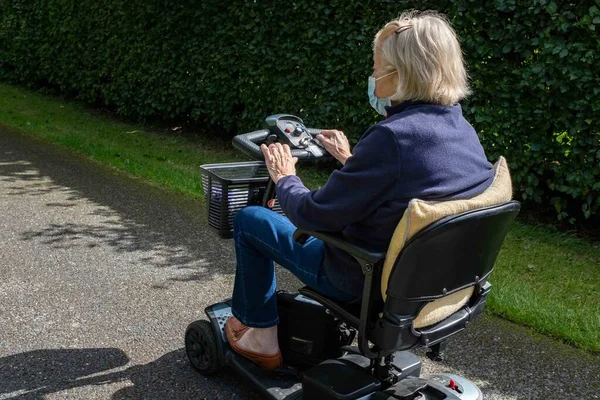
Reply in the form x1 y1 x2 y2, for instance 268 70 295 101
0 348 254 400
0 132 235 287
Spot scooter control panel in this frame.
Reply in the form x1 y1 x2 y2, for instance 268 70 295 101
231 114 329 161
264 114 327 159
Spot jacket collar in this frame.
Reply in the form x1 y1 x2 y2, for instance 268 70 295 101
384 100 429 117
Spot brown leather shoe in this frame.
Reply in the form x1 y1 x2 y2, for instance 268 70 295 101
225 317 283 371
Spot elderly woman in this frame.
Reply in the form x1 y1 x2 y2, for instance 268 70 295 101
225 10 494 370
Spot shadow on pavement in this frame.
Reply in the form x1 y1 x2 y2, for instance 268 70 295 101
0 348 129 399
0 348 253 400
0 132 234 286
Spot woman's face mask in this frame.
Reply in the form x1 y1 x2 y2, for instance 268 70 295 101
368 71 396 116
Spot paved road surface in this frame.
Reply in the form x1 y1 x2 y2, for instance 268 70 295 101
1 129 598 399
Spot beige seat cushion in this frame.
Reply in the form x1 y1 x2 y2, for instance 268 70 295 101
381 156 513 328
413 287 474 328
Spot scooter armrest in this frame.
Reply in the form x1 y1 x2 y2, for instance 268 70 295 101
293 229 385 266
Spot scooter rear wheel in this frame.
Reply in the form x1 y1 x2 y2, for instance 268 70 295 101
185 320 220 375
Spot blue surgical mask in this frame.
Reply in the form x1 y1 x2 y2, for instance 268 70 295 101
368 73 394 116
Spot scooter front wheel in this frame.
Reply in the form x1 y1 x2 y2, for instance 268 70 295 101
185 320 220 375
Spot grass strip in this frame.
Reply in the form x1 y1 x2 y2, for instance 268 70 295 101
1 83 598 352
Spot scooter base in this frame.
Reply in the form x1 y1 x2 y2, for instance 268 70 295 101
189 301 481 400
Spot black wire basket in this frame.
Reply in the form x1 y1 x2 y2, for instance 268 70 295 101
200 161 284 238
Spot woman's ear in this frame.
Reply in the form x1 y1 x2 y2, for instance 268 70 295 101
375 73 398 99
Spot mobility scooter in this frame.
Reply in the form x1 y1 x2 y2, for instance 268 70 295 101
184 114 520 399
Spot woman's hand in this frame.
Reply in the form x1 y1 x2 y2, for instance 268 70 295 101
260 143 298 184
316 130 352 165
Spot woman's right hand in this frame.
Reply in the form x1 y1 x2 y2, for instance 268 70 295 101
316 129 352 165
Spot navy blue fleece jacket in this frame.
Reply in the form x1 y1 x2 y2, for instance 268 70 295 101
276 101 494 297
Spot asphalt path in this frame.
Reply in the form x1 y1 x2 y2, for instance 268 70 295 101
1 129 598 399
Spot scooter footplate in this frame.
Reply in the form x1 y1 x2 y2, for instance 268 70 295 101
206 302 233 343
206 302 303 400
227 352 302 400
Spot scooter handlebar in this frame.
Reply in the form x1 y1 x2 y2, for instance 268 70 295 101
232 128 324 161
231 129 270 160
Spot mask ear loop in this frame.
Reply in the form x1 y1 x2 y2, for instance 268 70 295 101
375 70 397 82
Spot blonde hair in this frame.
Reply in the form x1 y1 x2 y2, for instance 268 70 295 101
373 10 471 105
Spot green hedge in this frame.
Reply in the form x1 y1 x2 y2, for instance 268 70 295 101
1 0 599 221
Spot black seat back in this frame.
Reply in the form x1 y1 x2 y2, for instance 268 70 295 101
368 201 520 354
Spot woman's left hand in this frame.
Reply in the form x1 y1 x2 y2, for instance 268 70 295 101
261 143 298 183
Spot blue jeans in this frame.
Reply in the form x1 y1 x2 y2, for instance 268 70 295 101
231 206 358 328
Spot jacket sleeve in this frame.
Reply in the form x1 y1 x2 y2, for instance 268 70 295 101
275 125 400 232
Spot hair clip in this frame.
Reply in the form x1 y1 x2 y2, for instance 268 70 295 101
395 24 413 34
